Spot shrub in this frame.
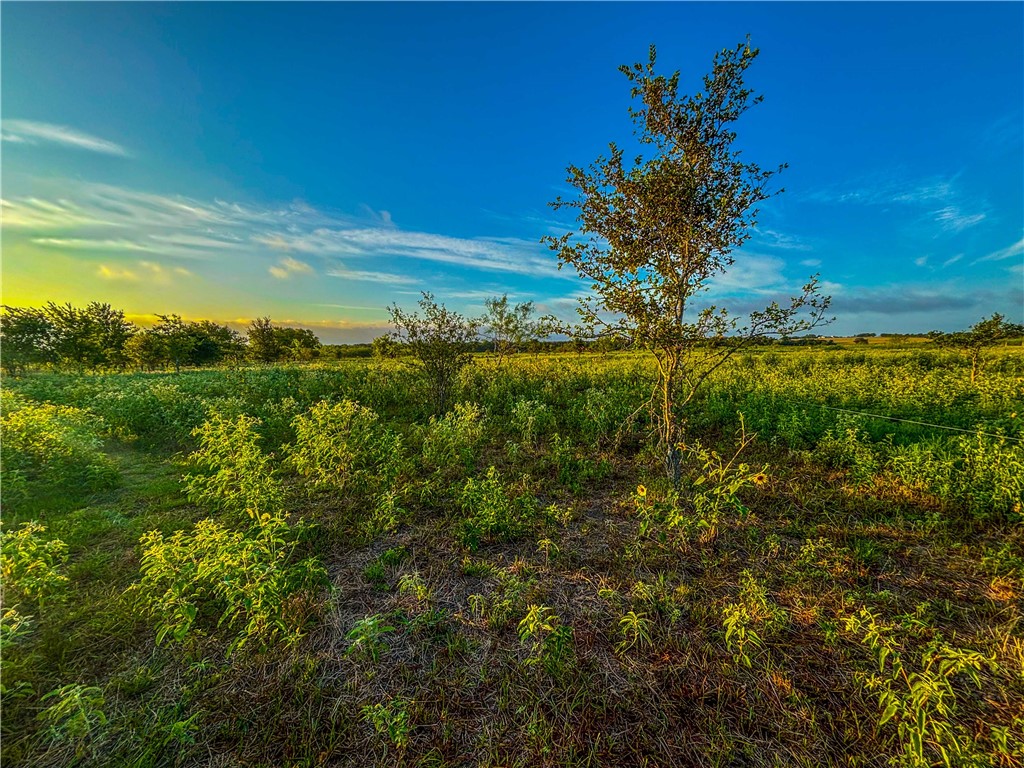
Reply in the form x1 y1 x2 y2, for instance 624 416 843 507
0 391 118 504
888 432 1024 519
458 467 541 549
136 515 326 655
0 521 69 610
419 402 486 471
183 414 284 522
287 399 404 494
510 399 552 446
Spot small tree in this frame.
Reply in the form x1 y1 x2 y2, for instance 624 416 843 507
371 334 400 360
929 313 1024 383
0 306 55 375
544 42 830 480
479 294 548 368
247 317 282 363
388 293 479 413
124 331 166 371
276 327 321 361
151 314 197 372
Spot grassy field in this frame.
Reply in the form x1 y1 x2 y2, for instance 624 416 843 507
2 345 1023 767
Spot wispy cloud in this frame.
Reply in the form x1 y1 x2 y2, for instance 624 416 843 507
97 260 194 284
257 228 564 278
974 237 1024 264
2 120 129 156
808 172 987 236
931 206 985 233
269 256 314 279
705 252 789 297
808 174 957 207
3 180 567 281
941 254 963 268
327 267 418 285
752 229 813 251
33 237 152 252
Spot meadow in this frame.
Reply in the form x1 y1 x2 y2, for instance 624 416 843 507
2 344 1022 767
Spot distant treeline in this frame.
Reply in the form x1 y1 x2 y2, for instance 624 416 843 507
0 303 322 375
4 301 991 375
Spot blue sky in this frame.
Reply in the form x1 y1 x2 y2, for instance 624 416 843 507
2 2 1021 342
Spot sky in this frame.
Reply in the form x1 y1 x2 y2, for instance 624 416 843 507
2 2 1022 343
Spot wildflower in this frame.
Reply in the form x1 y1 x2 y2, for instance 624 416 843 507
636 485 647 497
751 472 768 487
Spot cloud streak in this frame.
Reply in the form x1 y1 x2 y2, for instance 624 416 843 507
97 260 194 284
269 256 314 279
808 172 988 235
3 180 568 280
2 120 129 156
974 237 1024 264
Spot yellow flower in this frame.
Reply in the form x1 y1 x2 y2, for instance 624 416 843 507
636 485 647 497
751 472 768 487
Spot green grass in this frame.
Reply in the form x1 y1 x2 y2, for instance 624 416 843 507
2 346 1022 766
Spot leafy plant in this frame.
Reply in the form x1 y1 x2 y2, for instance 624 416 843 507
721 571 787 667
397 572 431 603
0 521 69 610
419 401 486 471
458 466 542 549
616 610 654 653
346 613 396 663
183 413 283 523
287 399 404 494
38 684 108 755
844 607 996 767
135 515 325 655
510 399 552 446
518 603 574 674
0 391 118 504
361 697 412 750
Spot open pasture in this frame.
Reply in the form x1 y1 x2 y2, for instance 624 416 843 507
2 346 1023 767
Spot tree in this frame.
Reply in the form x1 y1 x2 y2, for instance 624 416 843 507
387 293 479 413
0 306 55 375
124 331 166 371
543 42 830 480
190 320 246 366
929 313 1024 383
150 315 198 372
247 317 282 363
371 334 400 360
275 327 321 361
478 295 548 368
38 302 136 371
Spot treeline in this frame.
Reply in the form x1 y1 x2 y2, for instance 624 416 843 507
0 303 322 375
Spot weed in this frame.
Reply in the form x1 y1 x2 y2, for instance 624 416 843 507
518 604 574 674
183 413 283 523
616 610 654 653
361 697 412 750
346 613 396 663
